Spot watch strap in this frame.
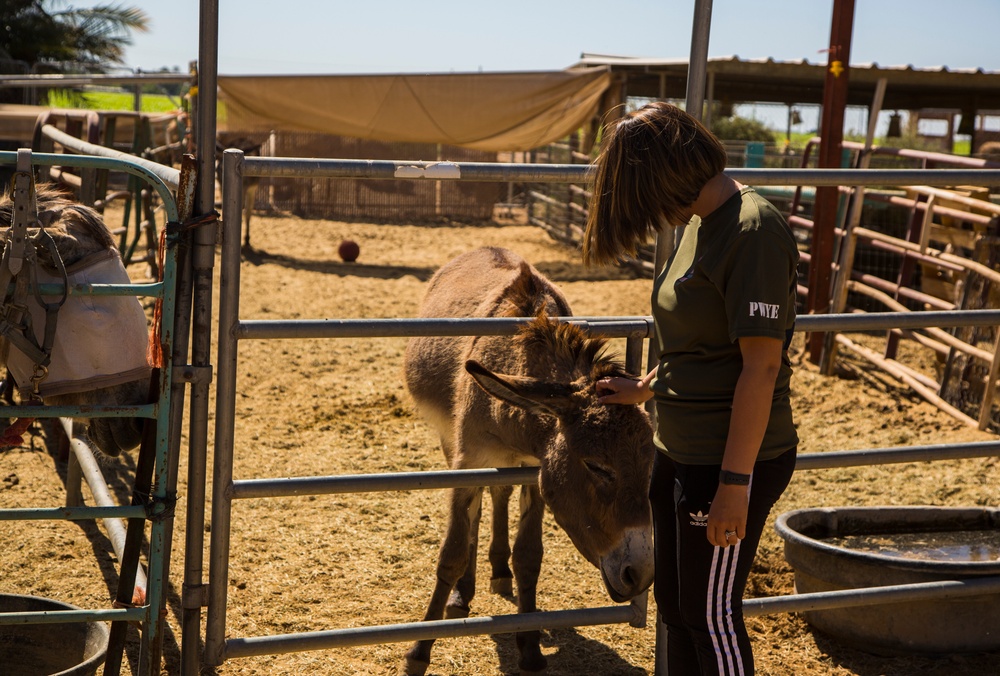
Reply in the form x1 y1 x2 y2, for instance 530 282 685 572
719 469 751 486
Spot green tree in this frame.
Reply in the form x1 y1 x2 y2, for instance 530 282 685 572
710 115 776 144
0 1 148 73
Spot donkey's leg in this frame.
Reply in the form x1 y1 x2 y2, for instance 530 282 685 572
403 485 481 676
488 484 514 596
512 482 547 675
445 488 483 618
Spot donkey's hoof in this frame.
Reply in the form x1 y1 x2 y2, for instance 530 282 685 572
491 576 514 596
444 603 470 619
519 663 547 676
401 655 430 676
519 648 547 674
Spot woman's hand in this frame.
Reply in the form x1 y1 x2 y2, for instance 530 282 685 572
708 335 783 547
707 484 749 547
596 374 654 405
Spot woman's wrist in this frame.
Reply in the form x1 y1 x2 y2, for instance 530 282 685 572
718 469 751 486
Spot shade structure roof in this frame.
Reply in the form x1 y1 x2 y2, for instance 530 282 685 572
572 54 1000 113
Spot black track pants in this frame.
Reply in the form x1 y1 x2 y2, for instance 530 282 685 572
648 448 796 676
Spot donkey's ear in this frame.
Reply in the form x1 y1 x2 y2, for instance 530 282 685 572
465 360 578 418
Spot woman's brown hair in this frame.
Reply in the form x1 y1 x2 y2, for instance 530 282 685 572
583 102 727 266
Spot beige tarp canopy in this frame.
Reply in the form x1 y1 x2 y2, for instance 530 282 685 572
217 68 611 152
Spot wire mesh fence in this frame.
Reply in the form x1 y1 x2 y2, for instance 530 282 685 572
940 236 1000 427
220 131 504 222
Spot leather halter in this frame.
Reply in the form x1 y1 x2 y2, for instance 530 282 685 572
0 150 67 399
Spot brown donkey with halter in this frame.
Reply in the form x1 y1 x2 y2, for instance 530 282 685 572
403 246 654 675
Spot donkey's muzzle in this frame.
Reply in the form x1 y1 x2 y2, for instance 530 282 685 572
599 526 655 602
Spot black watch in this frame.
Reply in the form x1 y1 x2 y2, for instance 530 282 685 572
719 469 751 486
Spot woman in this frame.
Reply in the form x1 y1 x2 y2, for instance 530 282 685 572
583 101 799 675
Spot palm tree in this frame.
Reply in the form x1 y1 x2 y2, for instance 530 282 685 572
0 1 149 74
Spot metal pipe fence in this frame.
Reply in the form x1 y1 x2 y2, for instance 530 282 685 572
0 149 184 676
203 148 1000 669
241 155 1000 188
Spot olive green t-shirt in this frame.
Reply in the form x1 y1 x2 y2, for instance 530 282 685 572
649 187 799 464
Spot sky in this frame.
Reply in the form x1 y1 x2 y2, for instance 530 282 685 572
119 0 1000 136
121 0 1000 76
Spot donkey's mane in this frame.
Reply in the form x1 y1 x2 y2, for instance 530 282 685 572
515 316 627 380
0 184 116 267
487 261 628 381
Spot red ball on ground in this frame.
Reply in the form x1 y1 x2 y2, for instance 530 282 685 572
338 239 360 262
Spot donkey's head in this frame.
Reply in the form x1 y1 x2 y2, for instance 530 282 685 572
0 185 152 457
465 324 655 602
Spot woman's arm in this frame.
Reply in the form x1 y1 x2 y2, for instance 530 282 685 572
595 368 657 405
707 335 783 547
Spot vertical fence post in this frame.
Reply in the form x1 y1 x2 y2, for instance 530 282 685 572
205 148 246 666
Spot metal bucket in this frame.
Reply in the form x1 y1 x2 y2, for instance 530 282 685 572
775 506 1000 655
0 594 109 676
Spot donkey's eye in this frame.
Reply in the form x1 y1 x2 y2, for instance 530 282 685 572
585 461 615 484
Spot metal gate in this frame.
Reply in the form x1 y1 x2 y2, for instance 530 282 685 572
0 139 188 675
193 152 1000 672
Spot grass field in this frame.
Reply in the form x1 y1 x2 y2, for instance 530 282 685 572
43 89 183 114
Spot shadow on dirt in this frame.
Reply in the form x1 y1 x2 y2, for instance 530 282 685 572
240 244 646 285
241 244 437 281
532 260 646 284
489 625 647 675
811 628 1000 676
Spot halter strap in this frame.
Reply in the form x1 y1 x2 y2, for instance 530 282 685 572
0 150 68 396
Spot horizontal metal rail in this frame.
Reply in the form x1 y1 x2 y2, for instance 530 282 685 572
224 604 641 660
21 282 164 297
795 440 1000 469
842 139 1000 170
0 149 179 222
0 73 190 88
0 606 145 626
795 310 1000 332
229 440 1000 502
4 131 181 209
0 403 156 419
234 310 1000 342
745 576 1000 616
231 467 540 500
241 156 1000 187
0 505 149 521
39 124 182 190
238 317 651 340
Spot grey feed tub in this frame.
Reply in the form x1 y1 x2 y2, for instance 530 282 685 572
0 594 109 676
775 506 1000 655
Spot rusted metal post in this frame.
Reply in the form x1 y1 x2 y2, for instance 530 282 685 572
182 1 221 673
820 77 888 374
807 0 856 362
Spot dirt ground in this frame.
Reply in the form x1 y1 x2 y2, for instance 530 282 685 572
1 208 998 676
